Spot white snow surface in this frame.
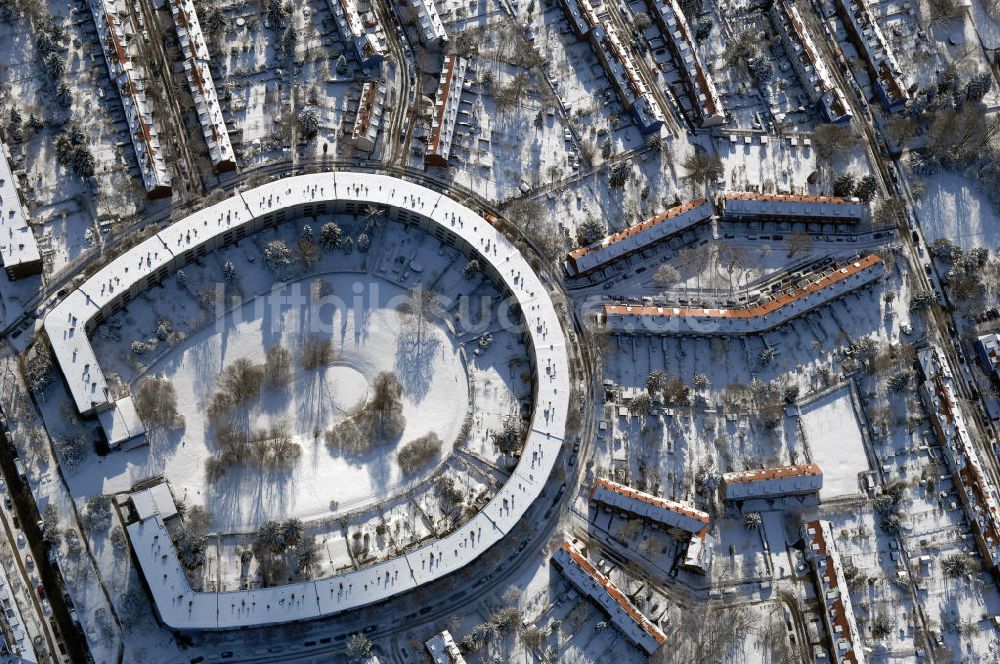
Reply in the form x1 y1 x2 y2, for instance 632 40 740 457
96 273 469 531
799 386 869 500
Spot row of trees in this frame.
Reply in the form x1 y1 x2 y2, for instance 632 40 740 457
253 517 322 585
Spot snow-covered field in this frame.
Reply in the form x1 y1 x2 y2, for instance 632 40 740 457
799 386 868 500
99 273 468 531
915 172 1000 250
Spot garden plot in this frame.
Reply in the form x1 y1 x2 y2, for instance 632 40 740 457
708 1 813 131
210 0 358 165
718 137 824 193
799 386 869 500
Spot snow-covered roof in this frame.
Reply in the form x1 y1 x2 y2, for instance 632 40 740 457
352 81 386 149
645 0 725 127
426 55 467 167
44 195 250 415
560 0 599 38
552 541 665 655
97 396 147 450
801 520 865 664
327 0 384 67
566 198 712 276
558 0 663 134
602 255 884 335
79 172 571 629
88 0 172 196
722 192 864 220
425 630 466 663
770 0 850 123
0 558 38 662
169 0 236 172
591 23 665 134
977 333 1000 383
721 464 823 501
0 142 41 278
590 478 709 534
412 0 446 44
834 0 908 108
131 482 180 521
919 346 1000 571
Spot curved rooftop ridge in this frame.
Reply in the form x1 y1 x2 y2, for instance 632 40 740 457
44 172 570 630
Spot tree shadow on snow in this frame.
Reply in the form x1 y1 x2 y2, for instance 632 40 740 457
393 326 440 402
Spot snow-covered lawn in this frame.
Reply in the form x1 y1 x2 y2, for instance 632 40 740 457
915 172 1000 251
800 386 869 500
132 272 469 531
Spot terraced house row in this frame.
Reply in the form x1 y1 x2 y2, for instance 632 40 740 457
561 0 665 134
352 80 386 151
919 346 1000 576
426 54 468 167
89 0 172 197
644 0 725 127
552 541 666 655
411 0 446 45
566 191 865 278
833 0 908 109
589 477 711 572
0 141 42 279
565 198 713 276
600 254 885 335
801 520 865 664
720 463 823 502
327 0 384 68
721 192 864 222
168 0 236 173
769 0 851 124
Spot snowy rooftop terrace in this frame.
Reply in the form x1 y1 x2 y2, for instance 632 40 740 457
425 630 466 663
720 463 823 501
645 0 725 127
722 193 864 221
552 541 665 655
0 142 41 277
561 0 599 38
89 0 172 197
56 172 570 629
565 198 712 276
601 254 884 335
169 0 236 172
801 520 865 664
977 333 1000 383
590 478 709 534
919 346 1000 571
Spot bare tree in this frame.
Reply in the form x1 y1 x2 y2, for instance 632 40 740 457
783 231 813 258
